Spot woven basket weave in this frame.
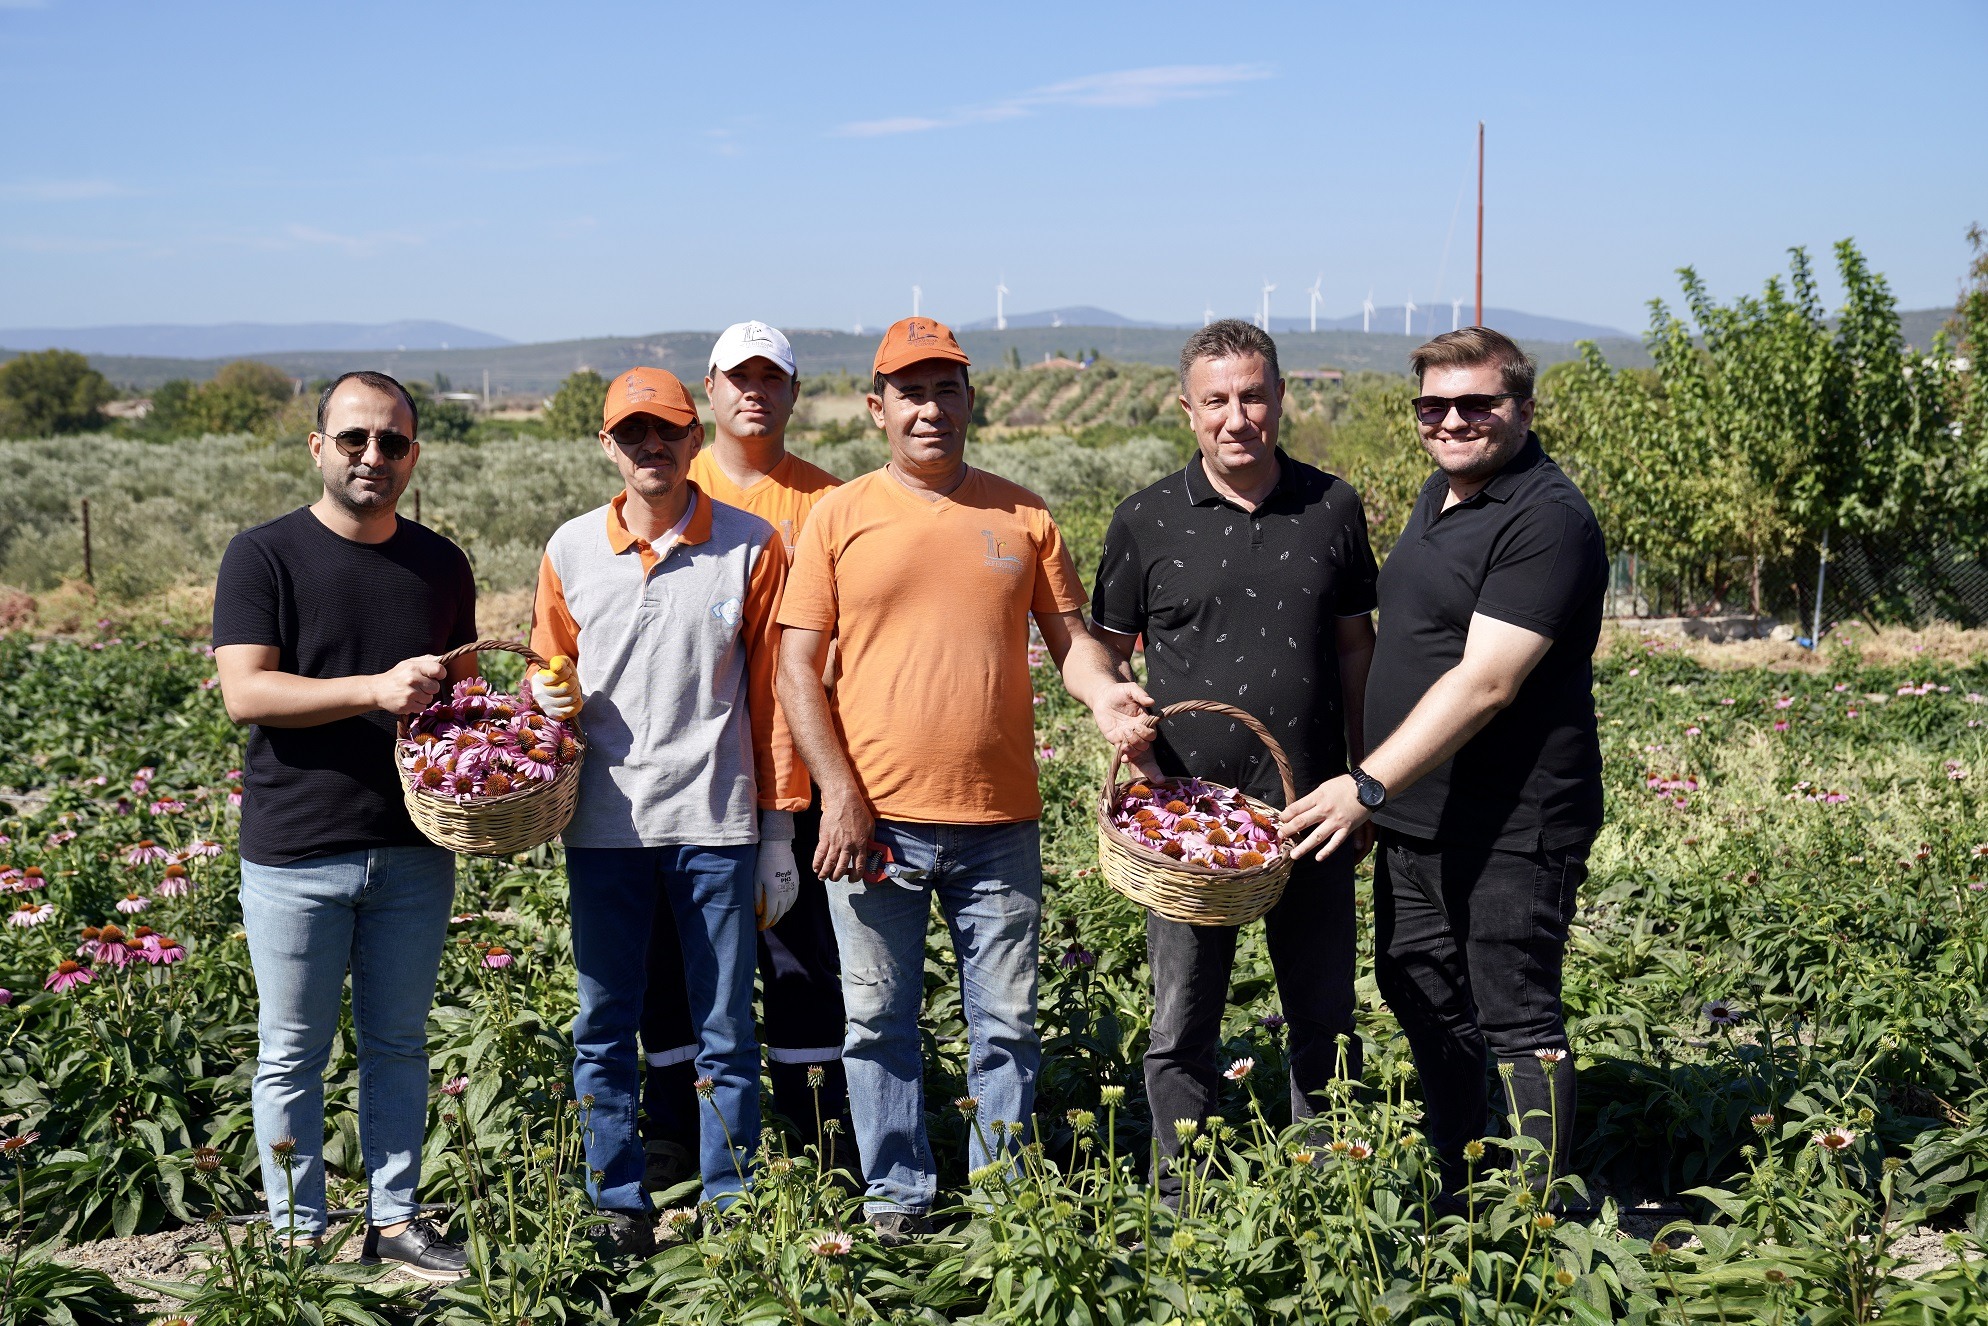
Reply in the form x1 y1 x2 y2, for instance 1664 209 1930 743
1096 699 1296 927
396 640 585 857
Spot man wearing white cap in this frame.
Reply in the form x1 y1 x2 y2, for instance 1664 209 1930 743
636 321 853 1189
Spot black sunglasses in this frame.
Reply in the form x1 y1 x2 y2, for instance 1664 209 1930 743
1412 393 1528 425
608 416 696 448
326 428 414 460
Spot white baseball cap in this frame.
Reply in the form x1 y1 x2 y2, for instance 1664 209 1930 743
709 320 797 377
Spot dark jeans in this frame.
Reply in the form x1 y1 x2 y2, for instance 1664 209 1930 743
1373 829 1589 1187
1144 846 1360 1201
643 805 852 1162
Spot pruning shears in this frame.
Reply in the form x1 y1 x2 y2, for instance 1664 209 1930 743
862 843 931 891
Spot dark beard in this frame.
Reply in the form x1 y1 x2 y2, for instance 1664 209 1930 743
323 466 404 518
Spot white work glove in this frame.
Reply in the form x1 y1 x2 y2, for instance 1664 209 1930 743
530 655 583 721
755 810 799 931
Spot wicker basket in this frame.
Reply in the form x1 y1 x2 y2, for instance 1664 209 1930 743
1096 700 1297 927
396 640 585 857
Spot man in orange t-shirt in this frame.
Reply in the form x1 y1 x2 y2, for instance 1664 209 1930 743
636 321 854 1190
776 316 1158 1242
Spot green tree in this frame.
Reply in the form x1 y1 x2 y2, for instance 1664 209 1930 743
0 349 115 436
1546 240 1976 614
185 359 294 434
543 369 608 439
404 379 475 444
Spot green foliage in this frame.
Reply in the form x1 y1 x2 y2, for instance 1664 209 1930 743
139 359 298 440
543 370 609 440
0 1252 140 1326
1546 240 1984 613
405 380 477 444
5 621 1988 1319
0 349 115 438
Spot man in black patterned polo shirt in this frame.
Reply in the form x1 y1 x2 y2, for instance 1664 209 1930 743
1088 319 1379 1203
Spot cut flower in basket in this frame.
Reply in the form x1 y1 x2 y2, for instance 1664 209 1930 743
1109 776 1282 870
402 677 579 803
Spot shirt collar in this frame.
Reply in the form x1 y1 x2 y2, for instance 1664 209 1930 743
606 482 711 555
1476 432 1547 504
1183 447 1298 509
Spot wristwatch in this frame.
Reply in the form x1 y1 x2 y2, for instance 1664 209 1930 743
1349 766 1388 810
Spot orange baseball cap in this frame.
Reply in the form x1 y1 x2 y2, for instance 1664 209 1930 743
871 317 971 377
602 367 699 432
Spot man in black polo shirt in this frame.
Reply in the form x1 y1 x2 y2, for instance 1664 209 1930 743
1279 326 1606 1192
1090 319 1379 1202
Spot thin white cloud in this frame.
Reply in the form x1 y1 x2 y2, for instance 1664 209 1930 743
1 178 128 202
281 224 424 257
837 63 1272 137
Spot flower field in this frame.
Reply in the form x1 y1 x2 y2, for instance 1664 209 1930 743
6 621 1988 1324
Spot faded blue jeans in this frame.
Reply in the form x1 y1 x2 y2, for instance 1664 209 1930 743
827 819 1042 1216
566 845 760 1210
238 845 456 1236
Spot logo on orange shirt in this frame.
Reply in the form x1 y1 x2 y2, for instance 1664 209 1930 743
981 530 1023 573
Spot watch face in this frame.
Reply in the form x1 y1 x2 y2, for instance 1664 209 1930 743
1357 778 1385 809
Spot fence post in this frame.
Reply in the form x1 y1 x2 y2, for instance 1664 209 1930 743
413 488 422 525
81 498 93 587
1809 529 1830 648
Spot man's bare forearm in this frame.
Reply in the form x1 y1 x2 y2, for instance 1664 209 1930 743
1054 627 1133 713
219 668 382 728
1359 664 1510 793
776 640 861 800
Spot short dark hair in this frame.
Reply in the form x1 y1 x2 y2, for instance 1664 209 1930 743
315 370 421 437
870 364 971 397
1409 327 1536 398
1178 319 1280 393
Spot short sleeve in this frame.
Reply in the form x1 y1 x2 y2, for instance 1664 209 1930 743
1029 511 1089 617
449 547 478 650
1090 508 1146 636
1474 501 1604 640
1332 488 1380 618
776 505 838 632
212 533 281 648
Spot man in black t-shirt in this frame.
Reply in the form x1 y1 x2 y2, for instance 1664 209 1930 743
1279 327 1606 1194
213 370 474 1280
1090 320 1380 1203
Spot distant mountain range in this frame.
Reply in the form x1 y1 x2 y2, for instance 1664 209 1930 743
0 321 513 358
960 305 1633 341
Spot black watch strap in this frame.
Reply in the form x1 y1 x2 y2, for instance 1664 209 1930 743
1350 766 1387 810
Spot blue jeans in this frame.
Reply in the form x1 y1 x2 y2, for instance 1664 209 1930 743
238 845 456 1236
566 845 760 1209
827 819 1042 1216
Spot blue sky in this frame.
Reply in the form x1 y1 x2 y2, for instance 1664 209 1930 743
2 0 1982 342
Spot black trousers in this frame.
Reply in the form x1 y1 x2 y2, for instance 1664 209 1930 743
642 804 852 1157
1144 846 1360 1201
1373 828 1589 1186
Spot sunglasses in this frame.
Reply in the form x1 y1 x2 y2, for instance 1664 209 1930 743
1412 393 1528 425
326 428 414 460
608 416 696 449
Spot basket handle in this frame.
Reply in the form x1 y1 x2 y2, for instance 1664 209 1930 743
396 639 550 739
1099 699 1300 813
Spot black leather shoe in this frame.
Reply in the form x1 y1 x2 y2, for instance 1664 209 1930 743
597 1210 657 1258
360 1216 468 1282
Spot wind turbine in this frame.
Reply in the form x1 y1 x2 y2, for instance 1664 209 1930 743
995 279 1009 332
1404 296 1417 336
1451 296 1463 331
1307 274 1323 333
1259 279 1276 332
911 284 922 317
1361 290 1375 334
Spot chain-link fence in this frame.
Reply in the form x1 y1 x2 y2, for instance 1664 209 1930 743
1605 528 1988 634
